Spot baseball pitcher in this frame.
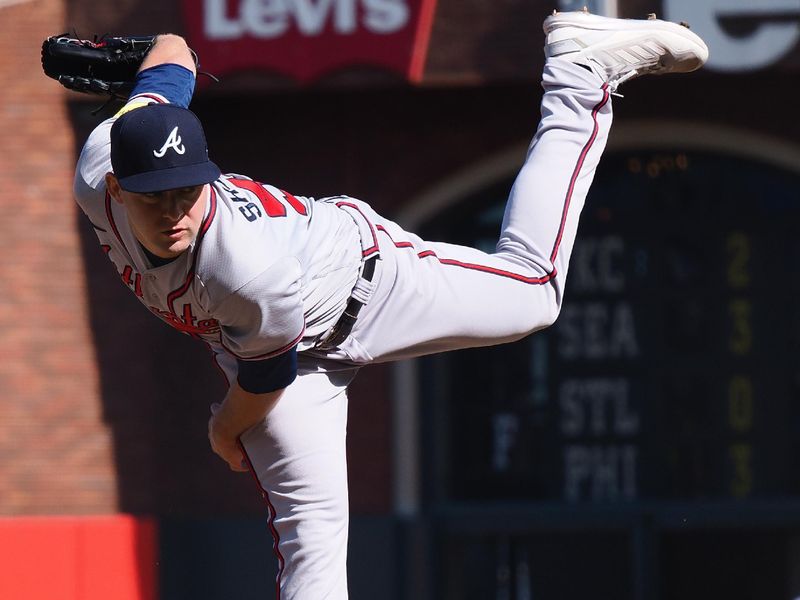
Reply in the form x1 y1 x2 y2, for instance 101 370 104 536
43 12 708 599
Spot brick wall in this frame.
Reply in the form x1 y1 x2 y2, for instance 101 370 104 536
0 0 118 513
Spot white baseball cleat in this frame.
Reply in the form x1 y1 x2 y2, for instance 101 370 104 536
544 11 709 90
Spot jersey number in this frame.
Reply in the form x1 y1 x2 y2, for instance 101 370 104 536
229 178 308 222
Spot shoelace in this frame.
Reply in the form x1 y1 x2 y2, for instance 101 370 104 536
608 69 639 96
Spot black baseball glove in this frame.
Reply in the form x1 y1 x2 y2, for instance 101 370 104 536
41 34 157 99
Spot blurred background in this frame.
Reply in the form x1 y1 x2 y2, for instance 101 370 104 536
1 0 799 598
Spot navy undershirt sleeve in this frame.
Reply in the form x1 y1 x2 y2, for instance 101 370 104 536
236 347 298 394
129 63 195 108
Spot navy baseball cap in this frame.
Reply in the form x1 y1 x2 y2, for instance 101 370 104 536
110 104 221 193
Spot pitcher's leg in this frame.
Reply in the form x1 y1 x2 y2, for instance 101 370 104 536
239 368 355 600
500 8 709 297
349 60 613 362
497 58 612 305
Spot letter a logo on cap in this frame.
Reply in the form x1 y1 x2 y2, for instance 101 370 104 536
153 126 186 158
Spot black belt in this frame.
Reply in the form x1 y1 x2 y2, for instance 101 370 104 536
317 256 377 350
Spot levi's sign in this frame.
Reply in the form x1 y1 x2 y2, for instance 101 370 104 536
183 0 438 83
205 0 411 38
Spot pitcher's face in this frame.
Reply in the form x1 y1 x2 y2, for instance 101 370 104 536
106 173 207 258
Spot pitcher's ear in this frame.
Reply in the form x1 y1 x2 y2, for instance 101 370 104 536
105 172 123 203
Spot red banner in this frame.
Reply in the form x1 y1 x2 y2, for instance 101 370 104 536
182 0 438 84
0 516 157 600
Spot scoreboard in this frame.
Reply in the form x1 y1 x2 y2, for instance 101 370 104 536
418 148 800 506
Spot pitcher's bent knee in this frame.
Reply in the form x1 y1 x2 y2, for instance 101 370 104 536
510 286 563 339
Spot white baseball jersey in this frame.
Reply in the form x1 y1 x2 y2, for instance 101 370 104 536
74 108 369 386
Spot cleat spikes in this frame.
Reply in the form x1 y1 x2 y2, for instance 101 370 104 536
679 21 690 29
